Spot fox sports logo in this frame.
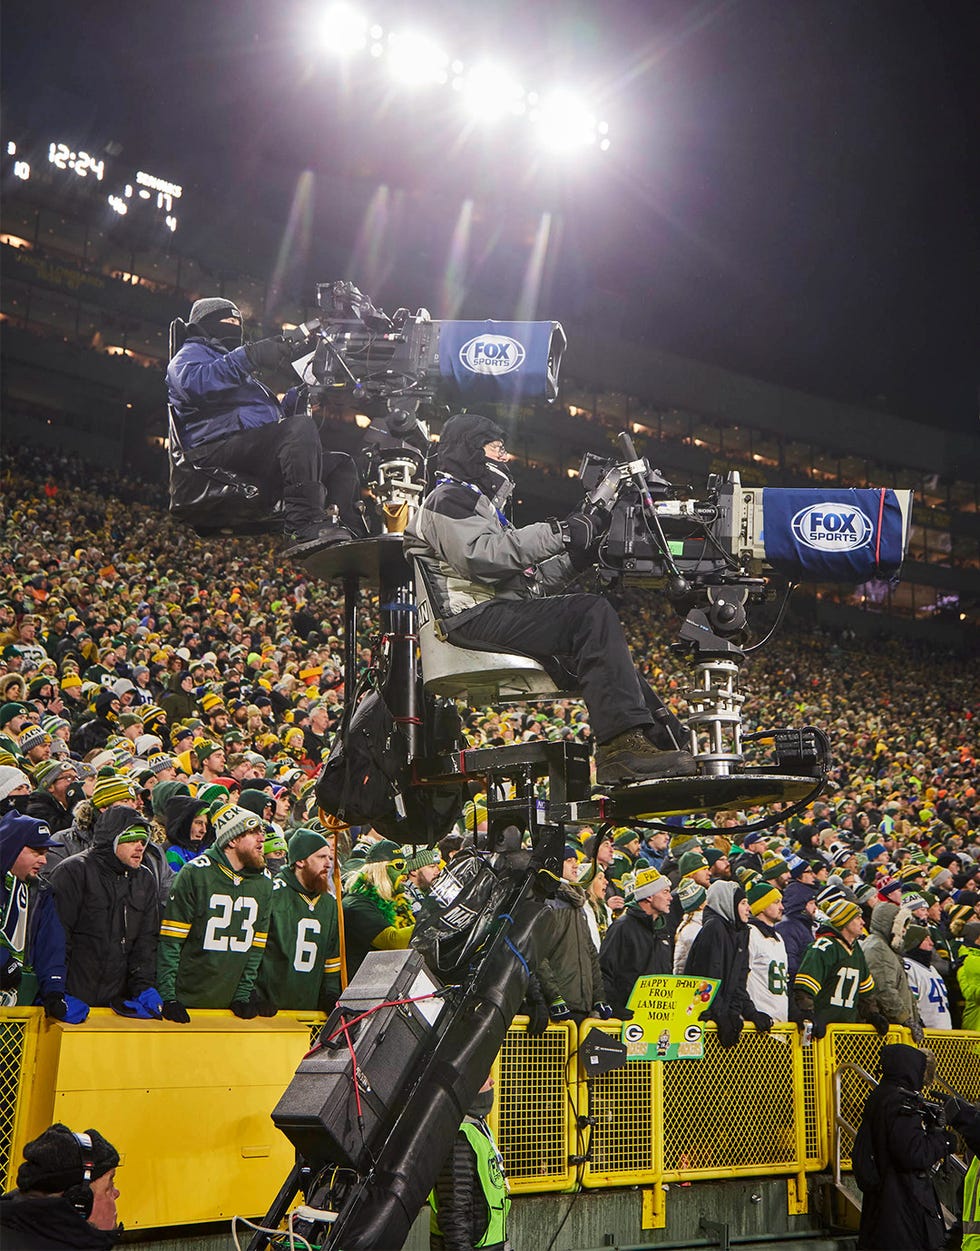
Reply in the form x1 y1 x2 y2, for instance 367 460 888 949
792 504 874 551
458 334 526 376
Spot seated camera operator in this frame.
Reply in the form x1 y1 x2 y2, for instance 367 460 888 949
166 298 362 555
403 413 696 786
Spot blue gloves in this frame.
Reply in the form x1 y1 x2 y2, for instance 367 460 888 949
111 987 164 1020
41 992 89 1024
549 999 573 1022
592 1002 615 1020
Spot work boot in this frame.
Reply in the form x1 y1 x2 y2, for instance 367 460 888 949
282 520 354 558
594 728 698 786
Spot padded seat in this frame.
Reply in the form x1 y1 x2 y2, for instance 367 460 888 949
414 561 567 704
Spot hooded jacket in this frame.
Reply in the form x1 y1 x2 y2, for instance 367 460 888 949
536 879 606 1018
25 786 75 836
776 880 817 980
685 881 759 1029
403 413 574 629
599 900 673 1018
860 901 918 1025
856 1044 951 1250
69 692 117 755
163 794 212 871
160 672 198 724
47 806 160 1005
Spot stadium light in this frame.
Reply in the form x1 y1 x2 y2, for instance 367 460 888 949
318 3 369 55
529 89 602 153
386 30 449 86
457 63 525 121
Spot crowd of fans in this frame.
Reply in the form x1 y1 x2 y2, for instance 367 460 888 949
0 444 978 1042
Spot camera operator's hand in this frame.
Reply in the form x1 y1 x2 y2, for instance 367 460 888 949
559 505 611 571
245 336 292 373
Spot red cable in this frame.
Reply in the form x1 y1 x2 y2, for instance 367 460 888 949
875 488 886 570
340 1018 363 1122
302 991 443 1059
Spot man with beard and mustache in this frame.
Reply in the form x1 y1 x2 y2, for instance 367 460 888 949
254 830 340 1012
155 803 273 1021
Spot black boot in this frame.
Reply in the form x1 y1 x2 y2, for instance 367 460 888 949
281 482 353 557
282 520 354 558
595 728 698 786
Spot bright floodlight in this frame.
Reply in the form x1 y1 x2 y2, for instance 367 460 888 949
320 3 368 55
459 63 525 121
530 89 602 152
386 30 449 86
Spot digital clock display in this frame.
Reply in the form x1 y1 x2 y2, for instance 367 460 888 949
48 141 104 181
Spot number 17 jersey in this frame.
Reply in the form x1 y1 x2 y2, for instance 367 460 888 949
794 929 875 1023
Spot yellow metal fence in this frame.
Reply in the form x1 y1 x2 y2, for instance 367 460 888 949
1 1007 978 1229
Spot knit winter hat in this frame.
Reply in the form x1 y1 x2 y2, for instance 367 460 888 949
188 297 242 327
630 867 671 902
287 829 331 866
146 752 174 776
405 845 440 872
747 881 782 916
614 828 640 849
91 774 137 810
18 726 49 754
821 897 862 931
33 760 76 791
200 692 226 715
211 803 262 850
864 842 887 862
761 855 788 882
17 1123 120 1193
0 702 29 728
677 849 708 878
675 876 707 912
150 779 190 818
0 766 31 801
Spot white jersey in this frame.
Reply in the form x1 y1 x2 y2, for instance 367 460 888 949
902 957 952 1029
747 922 790 1022
673 911 703 974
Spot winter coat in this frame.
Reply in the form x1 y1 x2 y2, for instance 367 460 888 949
536 880 606 1017
166 333 286 448
163 794 212 873
860 902 917 1025
0 1191 119 1248
685 881 760 1033
24 788 75 836
160 672 198 724
41 800 97 876
47 806 160 1005
958 945 980 1032
776 880 817 980
856 1044 951 1250
403 414 573 628
599 904 673 1018
0 811 67 1002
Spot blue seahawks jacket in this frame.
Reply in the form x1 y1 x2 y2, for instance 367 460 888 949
167 334 297 449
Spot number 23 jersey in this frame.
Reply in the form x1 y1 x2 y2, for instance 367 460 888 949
157 846 273 1008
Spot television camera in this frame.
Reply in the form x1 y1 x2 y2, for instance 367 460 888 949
242 286 914 1251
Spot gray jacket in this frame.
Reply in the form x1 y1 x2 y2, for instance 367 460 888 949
403 475 574 628
860 902 918 1025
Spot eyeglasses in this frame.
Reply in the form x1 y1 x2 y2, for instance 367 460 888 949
485 440 507 455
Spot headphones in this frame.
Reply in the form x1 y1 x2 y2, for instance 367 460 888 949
63 1132 95 1218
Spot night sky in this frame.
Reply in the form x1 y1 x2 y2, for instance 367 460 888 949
3 0 978 434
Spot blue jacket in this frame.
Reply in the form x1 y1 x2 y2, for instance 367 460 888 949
776 880 817 981
167 334 292 449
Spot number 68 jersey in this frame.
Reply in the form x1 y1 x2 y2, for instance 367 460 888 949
794 928 876 1022
157 847 273 1008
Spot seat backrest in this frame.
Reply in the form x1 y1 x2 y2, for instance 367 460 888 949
413 559 563 703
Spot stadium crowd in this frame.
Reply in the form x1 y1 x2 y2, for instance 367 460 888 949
0 444 978 1038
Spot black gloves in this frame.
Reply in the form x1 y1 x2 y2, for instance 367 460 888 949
161 999 191 1024
523 975 550 1036
253 992 278 1018
716 1014 743 1050
43 992 67 1021
560 506 611 570
750 1010 774 1034
231 996 259 1020
1 953 22 993
867 1011 890 1037
809 1016 827 1040
244 336 291 373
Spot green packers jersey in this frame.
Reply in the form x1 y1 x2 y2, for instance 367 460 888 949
794 931 875 1023
254 868 341 1011
157 846 273 1009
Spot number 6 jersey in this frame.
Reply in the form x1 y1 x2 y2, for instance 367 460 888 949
254 868 341 1011
157 846 273 1008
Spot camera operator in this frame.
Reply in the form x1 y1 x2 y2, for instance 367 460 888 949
854 1043 957 1251
403 413 696 786
166 298 362 555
